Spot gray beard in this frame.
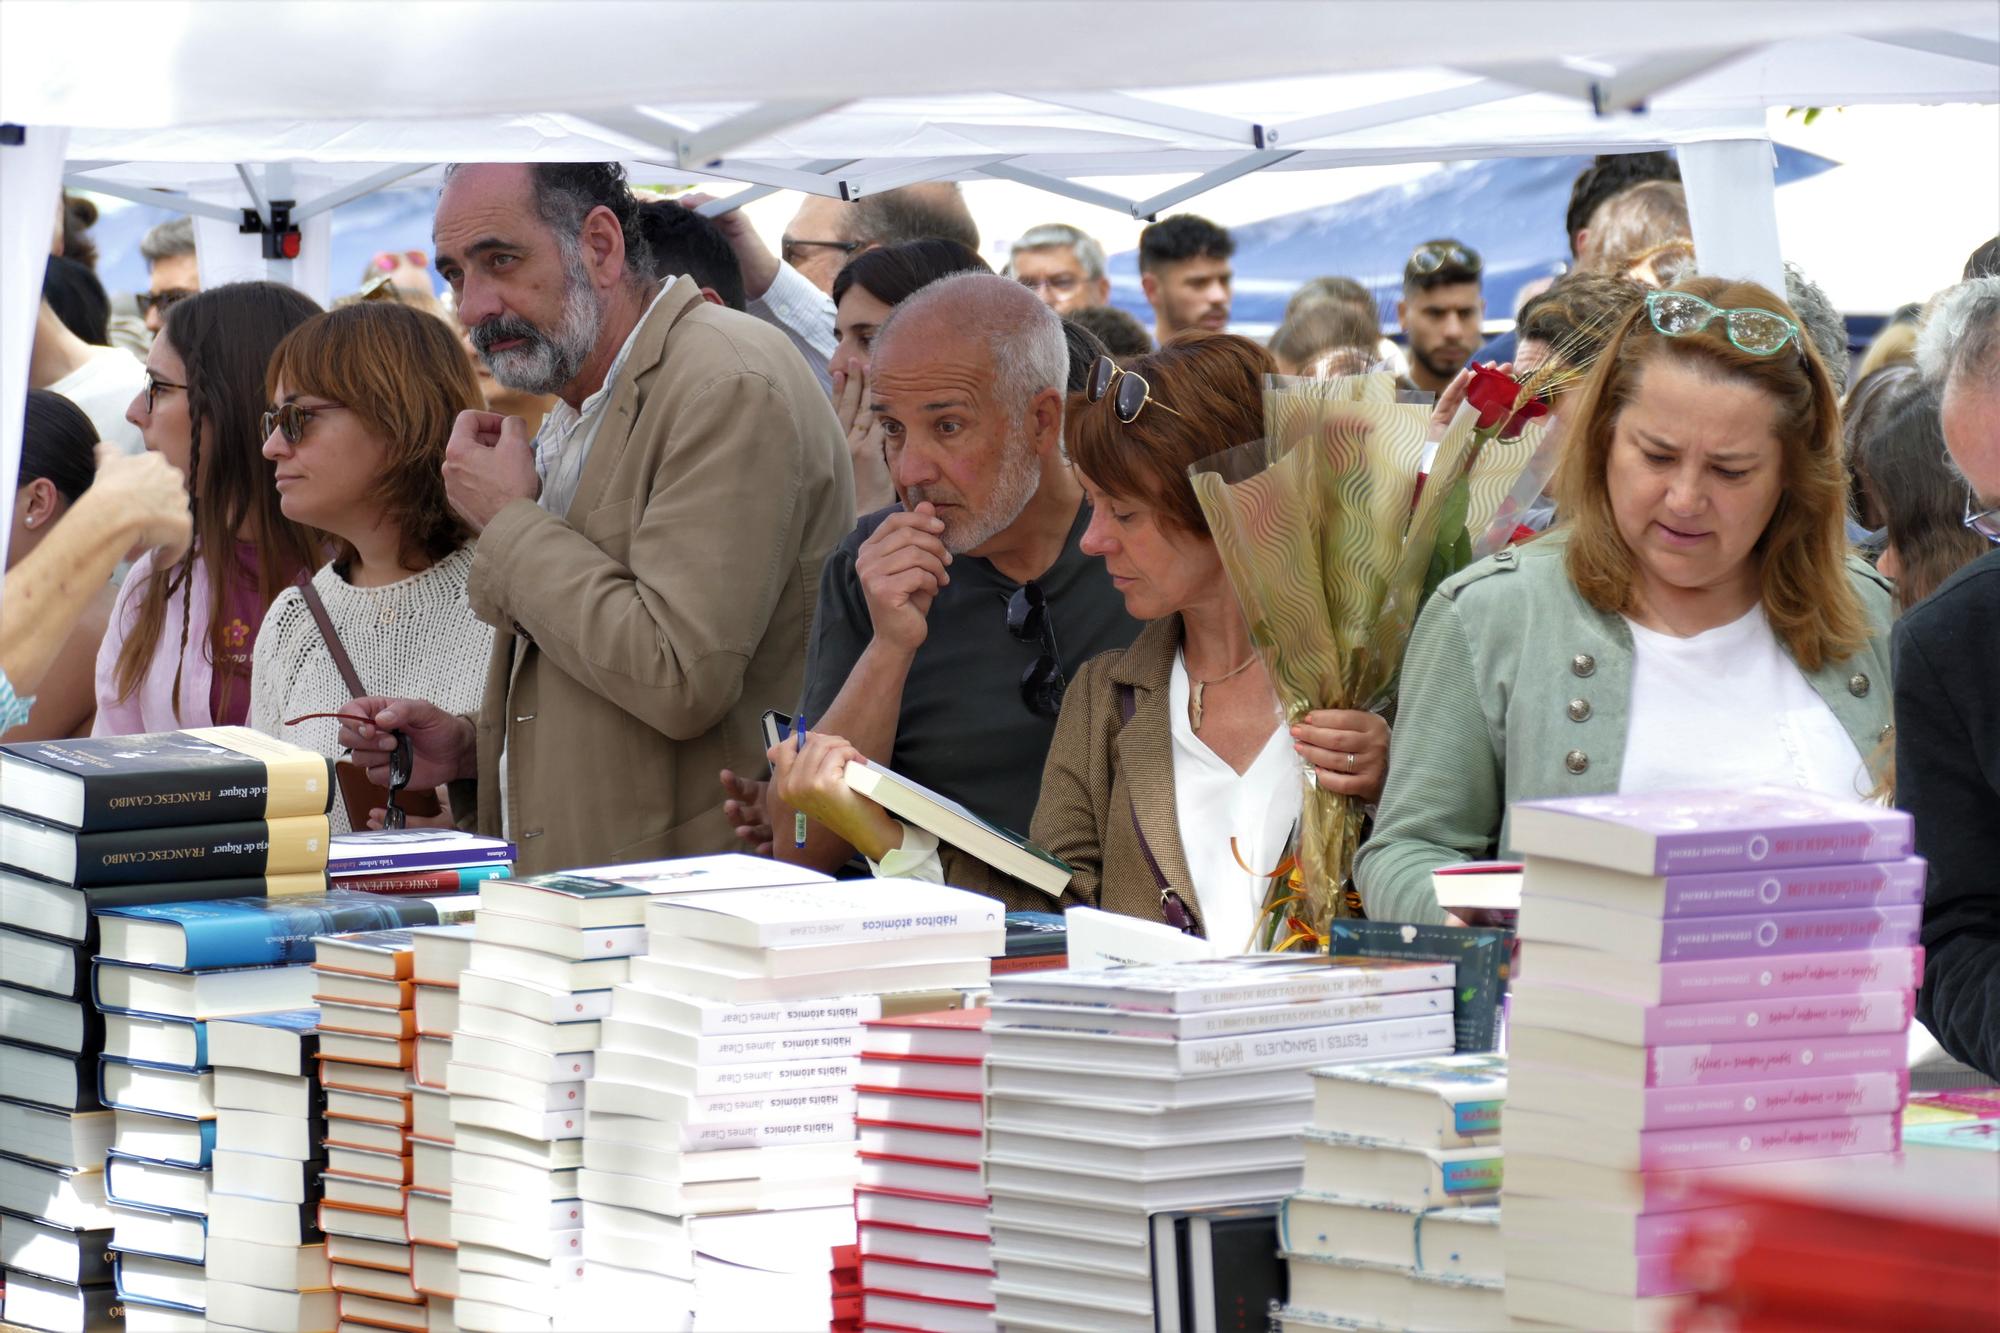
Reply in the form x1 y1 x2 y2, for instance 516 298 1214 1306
476 251 604 396
920 428 1041 555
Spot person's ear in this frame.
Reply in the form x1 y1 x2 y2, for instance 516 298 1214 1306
19 477 59 529
1140 272 1160 307
697 287 725 307
1396 297 1410 328
580 205 626 289
1028 387 1065 459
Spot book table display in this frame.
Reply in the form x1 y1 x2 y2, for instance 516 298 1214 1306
5 739 1996 1333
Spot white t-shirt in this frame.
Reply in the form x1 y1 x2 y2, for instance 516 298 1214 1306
1620 605 1869 801
1168 651 1304 953
49 346 147 456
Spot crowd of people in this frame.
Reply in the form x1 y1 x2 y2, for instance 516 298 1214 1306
4 155 1997 1080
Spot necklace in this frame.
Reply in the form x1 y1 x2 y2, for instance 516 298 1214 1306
1188 653 1257 731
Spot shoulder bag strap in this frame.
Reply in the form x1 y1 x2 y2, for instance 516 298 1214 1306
1117 682 1194 933
296 576 369 701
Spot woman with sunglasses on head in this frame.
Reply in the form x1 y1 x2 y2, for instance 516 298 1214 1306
247 301 495 833
97 282 324 735
1356 276 1897 926
773 333 1389 945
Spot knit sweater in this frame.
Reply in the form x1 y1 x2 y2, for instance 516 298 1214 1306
248 546 494 833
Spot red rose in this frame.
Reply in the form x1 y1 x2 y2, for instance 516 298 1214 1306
1464 363 1550 439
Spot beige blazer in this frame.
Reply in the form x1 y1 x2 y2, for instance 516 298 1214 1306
947 616 1210 933
459 278 853 875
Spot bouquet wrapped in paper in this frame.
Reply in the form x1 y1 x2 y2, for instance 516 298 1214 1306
1189 370 1554 949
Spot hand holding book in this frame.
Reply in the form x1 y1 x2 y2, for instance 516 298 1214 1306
767 728 906 863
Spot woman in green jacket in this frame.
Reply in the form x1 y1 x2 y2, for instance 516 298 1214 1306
1356 277 1895 926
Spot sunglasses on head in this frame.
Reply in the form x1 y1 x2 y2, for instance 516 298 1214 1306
261 401 344 445
1006 581 1067 718
1085 354 1183 425
1407 241 1482 277
1646 290 1801 358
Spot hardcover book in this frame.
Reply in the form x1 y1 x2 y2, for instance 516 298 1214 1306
0 727 332 831
326 827 514 876
1509 983 1914 1046
0 866 329 943
1322 921 1510 1052
1 810 331 887
1506 1066 1910 1132
1307 1053 1507 1149
1517 899 1923 963
1502 1106 1903 1171
1520 942 1924 1008
206 1007 320 1077
844 757 1073 898
1508 787 1914 877
96 892 466 970
991 956 1457 1015
648 878 1005 950
1507 1024 1910 1087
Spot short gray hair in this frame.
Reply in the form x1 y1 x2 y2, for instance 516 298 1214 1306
1784 263 1849 394
1917 276 2000 392
877 272 1068 425
1009 223 1107 282
140 216 195 266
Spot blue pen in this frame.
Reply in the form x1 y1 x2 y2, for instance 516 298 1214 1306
793 715 809 848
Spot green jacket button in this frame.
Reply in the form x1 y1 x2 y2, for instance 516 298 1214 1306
1571 654 1596 678
1848 673 1870 698
1565 749 1590 774
1568 698 1592 723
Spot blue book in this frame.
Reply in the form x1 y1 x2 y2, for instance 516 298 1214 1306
92 959 318 1022
103 1013 208 1070
207 1006 321 1077
98 1059 215 1129
93 891 461 970
95 1100 215 1167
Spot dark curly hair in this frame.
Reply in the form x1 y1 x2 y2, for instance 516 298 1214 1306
524 162 653 284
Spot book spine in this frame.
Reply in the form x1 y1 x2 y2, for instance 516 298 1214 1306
1638 1113 1902 1171
1631 1069 1909 1131
1645 1031 1910 1087
74 818 329 887
733 901 1001 948
1653 946 1924 1006
1180 962 1459 1012
82 752 273 831
674 995 883 1035
1174 988 1453 1039
686 1056 859 1096
1178 1013 1456 1075
1655 860 1927 919
1652 816 1914 876
331 845 513 874
1638 989 1912 1044
675 1112 856 1151
1437 1151 1505 1198
329 865 506 894
687 1028 866 1065
73 875 312 920
1658 906 1923 962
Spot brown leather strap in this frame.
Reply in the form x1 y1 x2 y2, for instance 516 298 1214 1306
1117 682 1175 900
296 576 368 701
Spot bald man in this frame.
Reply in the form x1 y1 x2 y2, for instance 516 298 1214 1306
770 273 1140 874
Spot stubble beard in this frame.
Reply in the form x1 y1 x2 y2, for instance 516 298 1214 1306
911 427 1043 555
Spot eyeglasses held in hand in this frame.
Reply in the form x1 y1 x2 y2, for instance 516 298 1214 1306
142 372 186 416
1085 354 1184 425
1006 581 1068 718
135 289 195 318
781 237 864 268
1646 290 1802 357
1966 493 2000 544
284 711 415 830
262 401 344 445
1407 241 1482 277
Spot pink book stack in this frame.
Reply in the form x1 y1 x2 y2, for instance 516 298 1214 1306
1499 786 1924 1332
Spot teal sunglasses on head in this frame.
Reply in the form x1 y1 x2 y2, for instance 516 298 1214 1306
1646 290 1802 357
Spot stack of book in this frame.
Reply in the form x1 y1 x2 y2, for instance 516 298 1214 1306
1276 1054 1508 1332
311 928 441 1331
204 1008 333 1332
982 957 1458 1330
408 922 476 1317
0 728 334 1333
855 1008 993 1332
1501 787 1925 1331
576 875 1004 1331
328 829 514 897
829 1242 860 1333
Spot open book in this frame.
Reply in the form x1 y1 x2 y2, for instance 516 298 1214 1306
843 759 1072 899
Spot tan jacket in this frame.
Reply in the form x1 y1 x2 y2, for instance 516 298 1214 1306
949 616 1210 933
460 279 853 875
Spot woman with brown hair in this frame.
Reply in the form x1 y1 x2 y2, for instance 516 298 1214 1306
1356 276 1897 925
1847 365 1989 612
96 282 324 734
773 333 1390 946
247 301 496 832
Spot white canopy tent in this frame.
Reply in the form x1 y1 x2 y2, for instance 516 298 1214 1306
1 0 1995 579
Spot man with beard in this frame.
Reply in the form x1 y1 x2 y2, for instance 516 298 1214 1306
1138 214 1234 341
339 163 851 874
1397 239 1486 396
768 273 1141 875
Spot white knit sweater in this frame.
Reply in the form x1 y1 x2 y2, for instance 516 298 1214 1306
249 546 494 833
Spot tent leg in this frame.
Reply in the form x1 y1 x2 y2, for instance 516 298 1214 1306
1681 138 1785 295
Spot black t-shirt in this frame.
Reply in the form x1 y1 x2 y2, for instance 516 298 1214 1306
800 498 1142 837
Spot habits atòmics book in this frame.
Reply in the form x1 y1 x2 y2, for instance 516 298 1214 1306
0 809 331 887
0 727 332 831
95 892 473 970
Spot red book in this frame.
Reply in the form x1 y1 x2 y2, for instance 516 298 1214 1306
860 1151 987 1203
857 1085 984 1133
863 1007 990 1061
857 1052 983 1095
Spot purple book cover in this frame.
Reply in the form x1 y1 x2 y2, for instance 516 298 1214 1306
1638 1112 1902 1172
1658 905 1921 962
1625 1152 1904 1213
1639 990 1912 1044
1635 858 1926 918
1626 1252 1690 1299
1646 1030 1908 1087
1652 946 1924 1006
1512 788 1914 875
1631 1206 1743 1257
1626 1069 1909 1131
